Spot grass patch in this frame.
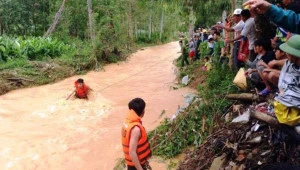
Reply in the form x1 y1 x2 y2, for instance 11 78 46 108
148 60 238 159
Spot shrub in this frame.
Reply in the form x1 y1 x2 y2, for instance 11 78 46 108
0 36 75 61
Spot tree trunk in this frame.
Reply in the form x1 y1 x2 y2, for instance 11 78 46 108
188 6 194 39
87 0 99 69
135 21 138 39
159 1 164 41
231 0 235 13
250 110 279 126
44 0 66 38
128 1 133 38
148 0 153 39
148 12 152 39
87 0 95 42
225 93 261 102
0 17 2 35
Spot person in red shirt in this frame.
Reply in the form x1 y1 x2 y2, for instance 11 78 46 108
74 78 89 99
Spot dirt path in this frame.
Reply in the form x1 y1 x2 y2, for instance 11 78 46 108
0 42 193 170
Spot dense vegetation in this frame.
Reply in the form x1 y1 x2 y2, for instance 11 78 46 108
0 0 234 63
149 62 238 158
0 0 238 95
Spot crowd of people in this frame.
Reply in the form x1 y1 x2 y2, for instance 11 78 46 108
179 0 300 133
121 0 300 169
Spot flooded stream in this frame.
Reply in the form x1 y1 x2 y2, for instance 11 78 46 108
0 42 193 170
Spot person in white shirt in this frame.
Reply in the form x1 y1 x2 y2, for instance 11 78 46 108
216 8 245 70
226 9 257 62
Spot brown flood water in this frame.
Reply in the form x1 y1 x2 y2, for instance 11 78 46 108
0 42 193 170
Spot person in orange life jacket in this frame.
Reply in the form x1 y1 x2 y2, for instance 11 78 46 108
121 98 152 170
74 78 89 99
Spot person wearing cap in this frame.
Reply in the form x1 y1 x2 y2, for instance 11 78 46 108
243 0 300 34
273 35 300 127
216 8 245 70
226 9 256 62
179 40 190 67
207 35 214 56
202 29 208 42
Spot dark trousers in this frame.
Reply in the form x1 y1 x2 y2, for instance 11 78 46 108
233 41 242 70
194 50 200 60
127 165 147 170
181 55 189 67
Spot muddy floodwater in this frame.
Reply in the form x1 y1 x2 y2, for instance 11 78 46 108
0 42 193 170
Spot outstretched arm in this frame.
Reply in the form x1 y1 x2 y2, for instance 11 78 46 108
66 90 75 100
215 23 235 32
226 35 243 43
243 0 271 14
243 0 300 33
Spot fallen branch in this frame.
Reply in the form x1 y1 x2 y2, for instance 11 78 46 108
226 93 261 101
6 78 34 82
250 110 279 126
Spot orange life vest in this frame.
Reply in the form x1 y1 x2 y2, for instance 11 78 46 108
74 81 89 98
121 110 152 166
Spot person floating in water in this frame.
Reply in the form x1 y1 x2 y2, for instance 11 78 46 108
67 78 89 100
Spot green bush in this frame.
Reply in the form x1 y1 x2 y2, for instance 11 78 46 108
200 41 209 58
0 36 75 61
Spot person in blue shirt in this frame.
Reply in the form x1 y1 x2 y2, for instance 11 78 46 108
244 0 300 34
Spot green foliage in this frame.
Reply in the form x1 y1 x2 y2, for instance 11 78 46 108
0 59 30 71
200 41 209 58
149 111 205 158
0 0 232 67
149 62 238 158
192 0 231 27
198 64 238 114
107 54 120 63
0 36 75 61
0 0 50 36
57 39 95 72
0 0 232 69
167 161 178 170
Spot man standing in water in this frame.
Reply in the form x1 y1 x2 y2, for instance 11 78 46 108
121 98 152 170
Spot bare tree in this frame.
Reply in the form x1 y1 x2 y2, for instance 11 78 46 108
44 0 67 38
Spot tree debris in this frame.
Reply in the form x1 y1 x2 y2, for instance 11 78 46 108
250 110 279 126
6 77 34 82
226 93 261 101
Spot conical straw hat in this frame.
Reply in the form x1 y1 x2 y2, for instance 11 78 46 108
233 68 247 90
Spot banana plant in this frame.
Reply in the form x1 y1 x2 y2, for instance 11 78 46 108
0 36 75 61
